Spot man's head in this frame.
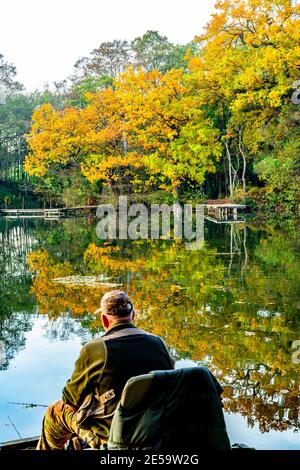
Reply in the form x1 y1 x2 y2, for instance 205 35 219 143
96 290 135 331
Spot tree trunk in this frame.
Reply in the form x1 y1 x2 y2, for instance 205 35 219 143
239 128 247 193
174 185 179 202
225 138 233 197
223 157 228 196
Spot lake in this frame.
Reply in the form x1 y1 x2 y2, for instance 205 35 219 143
0 215 299 448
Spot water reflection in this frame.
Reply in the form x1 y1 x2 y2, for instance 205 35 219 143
0 219 37 369
0 217 299 444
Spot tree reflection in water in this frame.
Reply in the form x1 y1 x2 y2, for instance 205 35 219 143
1 217 299 434
0 219 36 370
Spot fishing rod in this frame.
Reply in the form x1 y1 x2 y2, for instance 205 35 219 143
8 401 48 408
7 415 22 439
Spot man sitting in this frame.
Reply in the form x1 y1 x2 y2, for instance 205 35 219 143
37 290 174 450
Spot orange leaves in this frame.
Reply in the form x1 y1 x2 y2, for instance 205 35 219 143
199 0 298 49
24 90 125 182
24 1 300 194
24 64 220 192
27 249 105 317
81 152 144 183
25 104 83 176
115 66 220 191
84 243 146 273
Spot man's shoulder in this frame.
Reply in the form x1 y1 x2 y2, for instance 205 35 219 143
107 327 162 342
81 328 164 351
81 336 106 357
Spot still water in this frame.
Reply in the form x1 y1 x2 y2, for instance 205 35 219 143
0 216 299 448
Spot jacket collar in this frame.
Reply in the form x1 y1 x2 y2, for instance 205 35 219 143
103 321 136 337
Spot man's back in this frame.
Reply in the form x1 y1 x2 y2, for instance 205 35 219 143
99 323 175 416
62 322 174 429
37 291 174 450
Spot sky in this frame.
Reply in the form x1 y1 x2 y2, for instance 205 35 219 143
0 0 216 91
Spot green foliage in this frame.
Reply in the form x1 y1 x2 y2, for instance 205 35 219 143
30 168 102 207
61 168 101 207
253 106 300 211
66 76 114 108
73 40 131 79
71 32 193 83
131 30 193 73
128 190 175 206
0 53 23 94
0 180 39 209
0 58 69 193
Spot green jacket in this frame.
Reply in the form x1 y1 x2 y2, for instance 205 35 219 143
62 321 174 410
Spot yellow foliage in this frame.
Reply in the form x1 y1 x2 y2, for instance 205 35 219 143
24 0 300 195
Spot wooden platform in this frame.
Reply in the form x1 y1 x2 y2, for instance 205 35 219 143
0 206 98 219
204 215 245 224
203 203 246 222
0 203 247 223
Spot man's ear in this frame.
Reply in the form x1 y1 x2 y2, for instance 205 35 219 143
131 309 135 321
101 313 109 330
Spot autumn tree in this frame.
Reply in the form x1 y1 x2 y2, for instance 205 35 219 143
23 2 300 209
25 67 222 196
116 67 222 194
189 0 300 203
24 88 144 193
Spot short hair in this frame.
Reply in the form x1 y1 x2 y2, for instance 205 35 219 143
100 290 133 317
